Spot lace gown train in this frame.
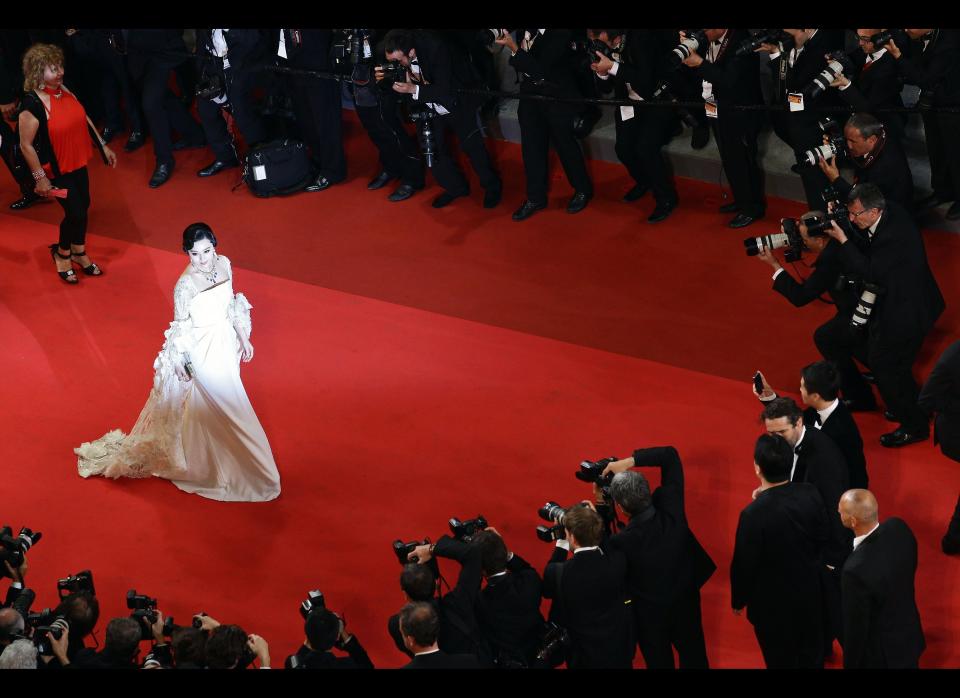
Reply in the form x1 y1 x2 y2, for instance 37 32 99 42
75 256 281 502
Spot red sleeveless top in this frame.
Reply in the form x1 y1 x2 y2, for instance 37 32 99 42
41 87 93 176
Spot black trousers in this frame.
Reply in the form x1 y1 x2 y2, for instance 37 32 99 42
75 39 143 133
430 94 501 196
614 108 677 206
922 110 960 200
0 118 35 197
517 98 592 204
772 113 832 212
289 74 346 182
753 614 823 669
712 113 765 217
635 589 709 669
355 93 424 188
50 167 91 249
198 67 266 163
815 314 928 432
137 59 205 165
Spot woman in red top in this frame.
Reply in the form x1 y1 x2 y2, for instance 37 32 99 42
18 43 117 283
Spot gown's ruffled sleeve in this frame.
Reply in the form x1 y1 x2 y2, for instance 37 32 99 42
156 276 198 388
222 255 253 341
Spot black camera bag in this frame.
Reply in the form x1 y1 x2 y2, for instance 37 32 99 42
242 139 312 197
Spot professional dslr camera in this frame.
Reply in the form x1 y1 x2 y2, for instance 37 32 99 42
195 61 226 102
33 617 69 657
804 50 855 100
57 569 95 599
850 283 884 330
800 118 846 167
127 589 176 641
736 29 792 57
376 60 408 88
652 80 700 128
299 589 325 619
0 525 42 574
669 30 708 68
576 457 618 493
409 105 438 168
535 501 582 542
870 29 908 49
577 37 615 68
392 537 432 564
743 218 808 261
448 515 488 542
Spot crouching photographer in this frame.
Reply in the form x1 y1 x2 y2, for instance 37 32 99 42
815 113 914 211
187 613 271 669
598 447 716 669
542 505 634 669
388 522 488 663
286 591 374 669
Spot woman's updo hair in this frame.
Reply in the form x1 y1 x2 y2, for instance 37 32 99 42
182 222 218 252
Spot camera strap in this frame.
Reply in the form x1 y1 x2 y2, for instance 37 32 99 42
859 129 887 169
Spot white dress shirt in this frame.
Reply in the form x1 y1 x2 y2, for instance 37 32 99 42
853 522 880 549
816 398 840 429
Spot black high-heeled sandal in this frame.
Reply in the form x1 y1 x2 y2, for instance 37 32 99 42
70 250 103 276
49 244 78 284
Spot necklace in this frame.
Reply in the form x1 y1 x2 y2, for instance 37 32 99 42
42 85 63 99
195 263 218 284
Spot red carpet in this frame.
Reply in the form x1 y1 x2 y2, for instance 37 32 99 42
1 114 958 668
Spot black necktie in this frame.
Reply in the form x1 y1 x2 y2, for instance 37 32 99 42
814 413 822 426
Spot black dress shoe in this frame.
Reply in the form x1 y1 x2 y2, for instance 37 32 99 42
512 200 547 221
124 131 145 152
367 171 397 190
622 184 649 202
567 191 591 214
9 193 47 210
947 201 960 220
388 184 416 202
916 192 952 209
197 159 239 177
718 201 739 214
691 124 710 150
102 126 120 144
483 186 502 209
647 201 676 223
148 162 173 188
432 191 467 209
879 428 929 448
728 213 759 228
305 175 333 192
842 398 877 413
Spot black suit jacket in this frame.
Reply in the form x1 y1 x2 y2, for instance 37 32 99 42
773 29 846 137
407 30 467 112
840 51 906 138
402 650 482 669
125 29 190 79
841 518 925 668
692 29 764 112
807 401 868 490
730 482 829 628
603 30 672 101
509 29 581 98
919 339 960 462
772 239 857 317
793 425 853 567
838 201 946 341
831 133 914 212
543 547 633 669
896 29 960 106
278 29 334 71
605 447 716 626
198 29 267 73
287 636 374 669
476 553 544 663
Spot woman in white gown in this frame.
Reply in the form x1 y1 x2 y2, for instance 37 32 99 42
76 223 281 501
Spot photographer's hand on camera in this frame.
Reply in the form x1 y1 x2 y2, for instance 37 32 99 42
409 543 435 564
754 42 781 55
818 153 840 183
751 371 777 401
4 556 27 587
149 610 165 644
681 51 704 68
590 51 615 76
392 70 416 96
194 613 220 632
601 457 634 478
825 217 849 244
247 633 270 668
49 625 70 666
493 30 518 54
885 39 902 60
755 248 783 272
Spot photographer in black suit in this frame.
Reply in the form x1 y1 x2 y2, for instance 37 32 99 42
388 535 485 661
588 29 679 223
1 29 46 210
755 29 846 211
838 489 925 668
286 608 374 669
682 28 767 228
756 361 869 489
399 603 482 669
125 29 206 188
195 29 268 178
542 505 633 669
817 112 913 211
599 446 715 669
731 434 830 669
831 30 906 140
497 29 594 221
381 29 502 209
820 183 946 447
887 29 960 218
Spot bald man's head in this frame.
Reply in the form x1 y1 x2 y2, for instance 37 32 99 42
839 489 879 532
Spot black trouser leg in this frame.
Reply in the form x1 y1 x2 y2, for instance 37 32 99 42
719 114 765 217
108 49 143 133
614 113 649 188
821 566 843 650
356 103 400 176
0 119 35 197
163 68 205 146
51 167 91 249
944 495 960 548
936 111 960 202
292 75 346 182
356 100 424 187
923 111 953 199
754 615 823 669
226 68 266 148
198 97 235 163
635 111 676 206
635 610 675 669
545 103 592 196
140 62 179 165
518 99 550 204
451 94 500 192
815 315 875 405
670 590 709 669
430 113 470 196
869 333 927 432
